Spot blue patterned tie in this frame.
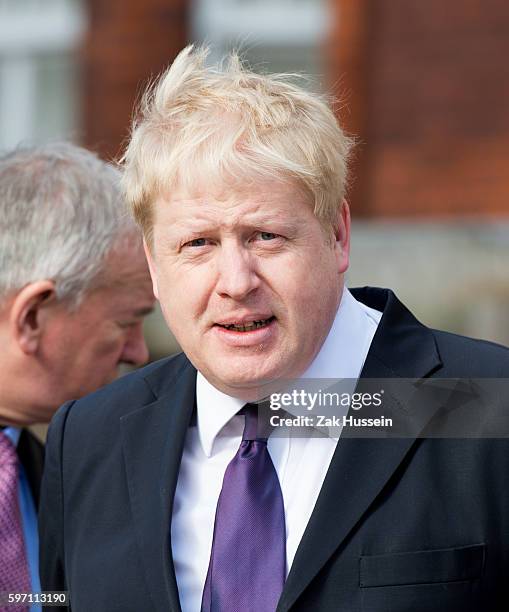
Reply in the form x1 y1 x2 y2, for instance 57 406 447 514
201 403 286 612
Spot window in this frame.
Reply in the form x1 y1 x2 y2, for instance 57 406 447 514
0 0 85 149
191 0 329 86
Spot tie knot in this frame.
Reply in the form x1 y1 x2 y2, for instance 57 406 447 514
0 431 17 466
241 403 268 442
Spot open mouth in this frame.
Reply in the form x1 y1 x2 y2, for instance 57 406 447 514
216 317 276 332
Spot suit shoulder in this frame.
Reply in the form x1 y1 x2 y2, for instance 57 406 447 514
431 329 509 376
60 352 189 426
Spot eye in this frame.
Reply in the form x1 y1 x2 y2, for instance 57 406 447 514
257 232 279 241
184 238 209 248
116 320 140 330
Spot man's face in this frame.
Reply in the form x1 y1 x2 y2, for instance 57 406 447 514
42 245 155 407
146 179 349 399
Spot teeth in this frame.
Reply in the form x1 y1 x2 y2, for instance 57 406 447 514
223 319 271 332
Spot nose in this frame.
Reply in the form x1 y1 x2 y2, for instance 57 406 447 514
120 323 150 366
215 241 260 300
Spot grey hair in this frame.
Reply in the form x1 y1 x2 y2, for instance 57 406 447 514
0 142 141 307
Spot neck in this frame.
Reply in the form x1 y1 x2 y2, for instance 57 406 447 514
0 388 45 427
0 407 24 427
0 356 54 426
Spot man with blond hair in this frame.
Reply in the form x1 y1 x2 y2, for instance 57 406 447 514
40 48 509 611
0 142 155 606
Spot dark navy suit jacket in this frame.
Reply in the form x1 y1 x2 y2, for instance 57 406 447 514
39 288 509 611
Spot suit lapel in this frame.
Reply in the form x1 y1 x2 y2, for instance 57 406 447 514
277 288 444 611
120 354 197 612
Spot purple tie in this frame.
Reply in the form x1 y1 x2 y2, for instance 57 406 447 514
0 432 31 612
201 403 286 612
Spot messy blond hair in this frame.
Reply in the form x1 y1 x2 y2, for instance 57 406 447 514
121 45 354 243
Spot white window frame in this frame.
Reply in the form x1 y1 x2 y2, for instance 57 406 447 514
0 0 85 149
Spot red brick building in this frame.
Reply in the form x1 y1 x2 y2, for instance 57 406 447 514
82 0 509 218
330 0 509 217
82 0 187 161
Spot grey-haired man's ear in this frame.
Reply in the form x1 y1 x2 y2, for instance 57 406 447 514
10 280 56 355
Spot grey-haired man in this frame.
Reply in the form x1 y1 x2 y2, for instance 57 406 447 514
0 143 155 605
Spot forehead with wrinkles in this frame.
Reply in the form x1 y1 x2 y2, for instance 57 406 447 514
152 179 312 236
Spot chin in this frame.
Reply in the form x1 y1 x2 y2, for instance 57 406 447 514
211 361 290 396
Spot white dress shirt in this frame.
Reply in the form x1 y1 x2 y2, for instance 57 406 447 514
171 287 382 612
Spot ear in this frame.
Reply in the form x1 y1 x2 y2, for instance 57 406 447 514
10 280 57 355
143 237 159 300
333 199 351 274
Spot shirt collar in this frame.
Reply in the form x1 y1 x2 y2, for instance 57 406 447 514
2 426 22 448
196 373 245 457
195 287 381 455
